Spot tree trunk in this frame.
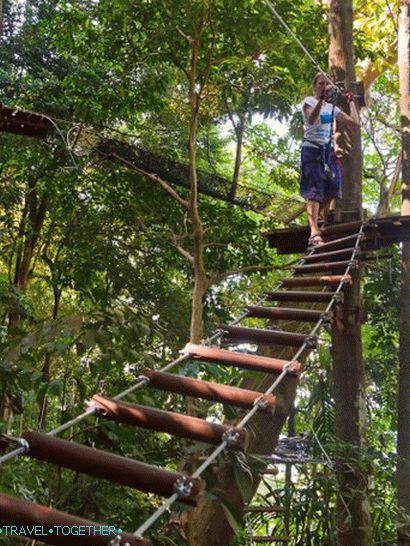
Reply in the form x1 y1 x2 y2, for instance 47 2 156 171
398 3 410 543
229 112 246 201
328 0 363 218
188 36 207 344
331 270 372 546
328 2 371 544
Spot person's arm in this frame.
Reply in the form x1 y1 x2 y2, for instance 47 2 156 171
303 98 323 125
335 95 360 127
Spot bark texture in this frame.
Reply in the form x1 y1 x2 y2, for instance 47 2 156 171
331 271 372 546
328 0 363 217
328 2 371 544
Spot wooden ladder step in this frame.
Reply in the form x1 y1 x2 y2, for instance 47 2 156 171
303 247 358 263
91 395 248 450
265 290 341 303
185 344 301 374
251 537 291 543
21 431 204 505
310 232 364 253
293 259 358 275
0 492 151 545
281 275 351 288
245 505 286 513
142 369 277 411
246 305 327 322
220 325 317 348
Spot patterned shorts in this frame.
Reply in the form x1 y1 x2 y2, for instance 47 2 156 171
300 145 342 203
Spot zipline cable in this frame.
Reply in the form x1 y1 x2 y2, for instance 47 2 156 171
261 0 339 89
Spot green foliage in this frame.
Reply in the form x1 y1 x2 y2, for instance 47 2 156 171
0 0 405 544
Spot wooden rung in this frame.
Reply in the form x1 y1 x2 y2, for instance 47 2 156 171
293 260 357 275
310 233 364 253
265 291 340 303
246 305 328 322
0 493 150 545
22 431 204 505
281 275 351 288
251 537 291 543
91 395 248 450
245 505 286 513
142 369 277 412
220 325 316 348
321 220 363 236
185 344 301 374
303 247 358 263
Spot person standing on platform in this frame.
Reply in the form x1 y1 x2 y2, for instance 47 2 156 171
300 73 359 246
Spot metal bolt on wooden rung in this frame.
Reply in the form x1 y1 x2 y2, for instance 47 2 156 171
305 336 318 348
334 293 344 303
320 311 333 323
173 476 194 497
136 374 150 385
222 429 241 447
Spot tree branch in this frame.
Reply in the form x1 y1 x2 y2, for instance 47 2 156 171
109 153 190 209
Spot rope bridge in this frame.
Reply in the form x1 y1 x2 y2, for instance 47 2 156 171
1 218 397 545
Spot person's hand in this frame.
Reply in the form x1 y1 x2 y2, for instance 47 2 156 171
324 85 341 105
345 91 355 102
320 83 333 100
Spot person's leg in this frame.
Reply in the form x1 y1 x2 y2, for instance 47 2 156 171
320 197 333 220
306 199 323 244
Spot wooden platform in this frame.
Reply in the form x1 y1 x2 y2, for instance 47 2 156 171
264 215 410 254
0 102 53 138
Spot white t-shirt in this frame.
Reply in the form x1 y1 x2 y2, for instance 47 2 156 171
302 96 341 147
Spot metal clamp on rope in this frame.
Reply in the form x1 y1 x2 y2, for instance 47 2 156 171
357 233 366 242
253 395 269 411
222 429 241 447
320 311 332 323
305 336 318 348
173 476 194 498
283 362 296 374
348 260 359 269
16 437 30 453
97 379 105 394
333 293 344 303
136 374 150 386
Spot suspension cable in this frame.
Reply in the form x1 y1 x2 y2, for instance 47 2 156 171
262 0 335 87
